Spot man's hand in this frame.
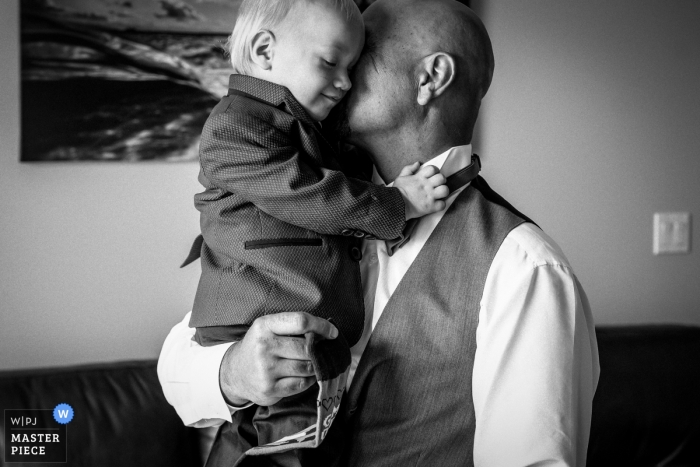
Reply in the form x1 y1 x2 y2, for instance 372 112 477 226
394 162 449 220
219 312 339 407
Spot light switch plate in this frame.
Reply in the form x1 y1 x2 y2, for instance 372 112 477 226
653 212 691 255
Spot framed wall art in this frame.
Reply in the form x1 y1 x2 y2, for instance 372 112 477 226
19 0 470 162
20 0 240 162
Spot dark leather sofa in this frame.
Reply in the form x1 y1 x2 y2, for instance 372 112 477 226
1 325 699 466
587 326 700 466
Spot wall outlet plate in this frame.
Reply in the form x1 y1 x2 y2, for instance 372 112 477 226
653 212 691 255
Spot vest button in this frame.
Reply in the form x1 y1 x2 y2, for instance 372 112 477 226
350 246 362 261
341 229 354 236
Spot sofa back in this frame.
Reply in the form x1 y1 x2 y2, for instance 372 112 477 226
1 325 699 466
588 325 700 466
0 360 204 467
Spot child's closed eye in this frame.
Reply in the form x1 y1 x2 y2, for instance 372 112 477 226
322 59 337 68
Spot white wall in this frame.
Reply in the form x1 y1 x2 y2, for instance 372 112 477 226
0 0 203 370
472 0 700 324
2 0 699 370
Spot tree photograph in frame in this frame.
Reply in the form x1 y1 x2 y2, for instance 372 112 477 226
20 0 241 162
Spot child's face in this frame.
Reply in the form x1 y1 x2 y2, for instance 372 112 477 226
269 3 364 121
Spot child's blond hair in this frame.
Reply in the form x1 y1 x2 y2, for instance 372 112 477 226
227 0 363 75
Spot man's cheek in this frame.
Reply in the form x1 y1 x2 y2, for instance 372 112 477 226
348 73 377 116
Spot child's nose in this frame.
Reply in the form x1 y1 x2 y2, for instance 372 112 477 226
334 72 352 91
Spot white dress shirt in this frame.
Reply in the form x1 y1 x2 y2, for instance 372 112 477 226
158 145 600 466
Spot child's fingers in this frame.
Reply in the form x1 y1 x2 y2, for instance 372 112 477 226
417 164 440 177
433 185 450 199
428 173 447 187
398 161 421 177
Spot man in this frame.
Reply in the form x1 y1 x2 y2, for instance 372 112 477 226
158 0 600 465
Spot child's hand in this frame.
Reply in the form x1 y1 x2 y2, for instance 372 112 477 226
394 162 449 220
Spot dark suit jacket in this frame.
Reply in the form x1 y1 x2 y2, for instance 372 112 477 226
190 75 405 346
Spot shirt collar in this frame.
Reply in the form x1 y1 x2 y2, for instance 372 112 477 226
372 144 474 186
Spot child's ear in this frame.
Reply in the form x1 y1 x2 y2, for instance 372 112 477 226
249 29 275 71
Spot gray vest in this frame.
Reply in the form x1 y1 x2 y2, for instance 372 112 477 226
339 177 532 466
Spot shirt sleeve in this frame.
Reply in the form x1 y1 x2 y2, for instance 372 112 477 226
199 110 406 240
472 225 600 467
157 312 250 428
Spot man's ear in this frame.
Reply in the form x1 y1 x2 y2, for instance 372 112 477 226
416 52 456 106
249 30 275 71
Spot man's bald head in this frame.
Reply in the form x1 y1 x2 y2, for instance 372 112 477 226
364 0 494 105
333 0 494 181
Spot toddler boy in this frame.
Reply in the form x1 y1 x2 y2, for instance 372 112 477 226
184 0 447 464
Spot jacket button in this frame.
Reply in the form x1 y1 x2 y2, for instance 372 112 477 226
350 246 362 261
341 229 353 236
353 231 366 238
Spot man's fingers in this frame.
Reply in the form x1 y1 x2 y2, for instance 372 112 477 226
227 314 329 407
272 358 316 378
398 161 421 177
275 376 317 396
271 335 310 360
260 312 339 339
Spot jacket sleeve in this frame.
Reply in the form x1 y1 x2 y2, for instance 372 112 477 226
199 110 406 240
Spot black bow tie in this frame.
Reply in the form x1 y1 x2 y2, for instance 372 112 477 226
385 154 481 256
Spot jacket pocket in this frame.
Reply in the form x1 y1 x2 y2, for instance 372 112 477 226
244 238 323 250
